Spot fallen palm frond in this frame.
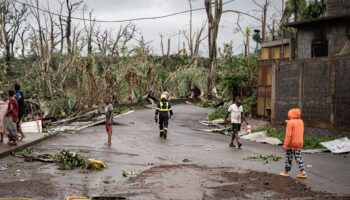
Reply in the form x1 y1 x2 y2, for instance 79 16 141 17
14 149 107 171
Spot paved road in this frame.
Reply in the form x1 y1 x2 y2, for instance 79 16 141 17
0 105 349 199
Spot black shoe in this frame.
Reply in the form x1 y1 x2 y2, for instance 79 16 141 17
238 143 242 149
229 143 235 148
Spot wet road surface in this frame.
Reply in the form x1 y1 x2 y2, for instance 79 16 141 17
0 105 349 199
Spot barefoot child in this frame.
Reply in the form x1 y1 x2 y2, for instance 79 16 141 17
105 97 113 146
225 96 248 149
279 108 307 179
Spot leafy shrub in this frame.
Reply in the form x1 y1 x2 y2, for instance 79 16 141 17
208 107 228 121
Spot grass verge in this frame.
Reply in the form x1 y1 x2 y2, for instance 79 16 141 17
253 127 344 149
208 107 228 121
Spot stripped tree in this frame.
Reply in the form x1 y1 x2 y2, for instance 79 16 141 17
205 0 223 94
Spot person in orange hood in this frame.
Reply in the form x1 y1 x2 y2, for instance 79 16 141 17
279 108 307 179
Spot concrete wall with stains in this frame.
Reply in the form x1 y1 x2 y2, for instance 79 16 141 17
273 56 350 131
327 0 350 16
296 20 349 59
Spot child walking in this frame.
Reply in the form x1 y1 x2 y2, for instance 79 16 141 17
279 108 307 179
104 97 113 146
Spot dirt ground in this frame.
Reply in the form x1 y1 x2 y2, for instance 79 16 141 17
0 105 349 199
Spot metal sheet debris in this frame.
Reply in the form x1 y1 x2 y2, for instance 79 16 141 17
241 131 282 145
122 170 137 177
320 137 350 154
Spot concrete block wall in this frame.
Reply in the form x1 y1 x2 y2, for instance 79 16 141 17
327 0 350 16
335 58 350 127
302 61 332 123
273 56 350 131
274 62 300 121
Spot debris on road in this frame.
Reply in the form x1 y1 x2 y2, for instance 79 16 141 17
122 170 137 177
182 159 191 163
86 159 107 170
58 150 86 170
320 137 350 154
22 154 57 163
302 149 329 154
66 194 89 200
0 163 8 171
185 101 193 105
14 169 21 176
47 110 135 133
13 149 108 171
211 118 227 125
198 119 253 136
241 131 282 145
243 154 282 162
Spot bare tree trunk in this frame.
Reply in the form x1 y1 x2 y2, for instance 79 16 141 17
84 10 95 55
0 1 27 65
58 0 65 53
160 34 165 57
66 0 72 54
193 21 207 56
205 0 222 95
189 0 193 56
167 38 171 57
19 27 29 58
65 0 83 54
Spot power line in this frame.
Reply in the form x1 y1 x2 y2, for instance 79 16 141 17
13 0 235 23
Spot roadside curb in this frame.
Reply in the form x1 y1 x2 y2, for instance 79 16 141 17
0 132 60 159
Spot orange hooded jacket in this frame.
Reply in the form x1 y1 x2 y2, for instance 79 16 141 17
283 108 304 150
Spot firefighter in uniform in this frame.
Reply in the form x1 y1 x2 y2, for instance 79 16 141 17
155 94 173 139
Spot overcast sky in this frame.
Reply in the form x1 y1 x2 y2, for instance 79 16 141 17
26 0 283 55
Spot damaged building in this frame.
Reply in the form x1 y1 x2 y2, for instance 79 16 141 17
259 0 350 131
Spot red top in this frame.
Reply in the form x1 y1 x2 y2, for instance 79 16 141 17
6 97 19 122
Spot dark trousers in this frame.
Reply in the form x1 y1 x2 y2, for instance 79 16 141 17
159 117 169 133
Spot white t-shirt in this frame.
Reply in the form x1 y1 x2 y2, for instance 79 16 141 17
228 103 243 124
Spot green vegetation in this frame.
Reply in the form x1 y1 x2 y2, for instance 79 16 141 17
57 150 87 170
303 135 344 149
244 154 282 162
302 0 326 20
254 127 285 142
17 147 33 155
253 127 344 149
208 107 228 121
